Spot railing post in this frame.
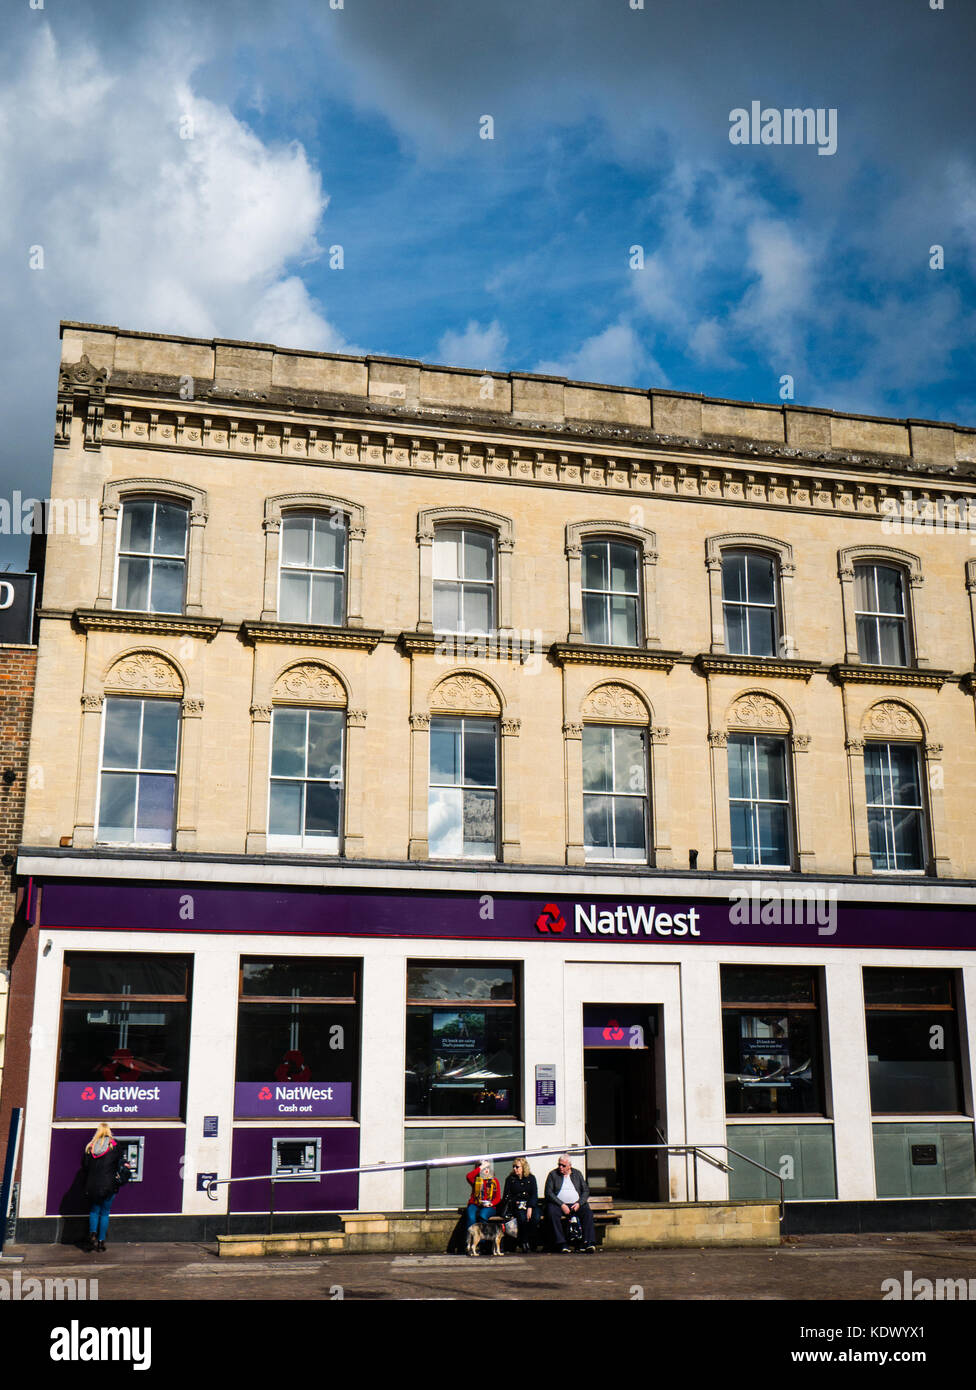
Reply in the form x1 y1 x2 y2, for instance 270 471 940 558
269 1177 276 1236
425 1164 431 1214
693 1148 699 1203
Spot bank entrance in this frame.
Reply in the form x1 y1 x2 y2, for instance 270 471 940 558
583 1005 660 1201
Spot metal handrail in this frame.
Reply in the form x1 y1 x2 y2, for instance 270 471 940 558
206 1142 786 1236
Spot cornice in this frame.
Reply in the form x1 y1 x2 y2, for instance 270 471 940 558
72 609 221 641
241 620 383 652
695 654 822 681
550 643 683 671
831 662 953 690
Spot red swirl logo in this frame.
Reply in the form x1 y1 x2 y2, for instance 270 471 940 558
535 903 567 934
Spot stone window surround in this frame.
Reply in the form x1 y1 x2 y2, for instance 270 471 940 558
708 690 815 874
838 544 926 667
72 648 205 854
262 493 367 626
407 669 521 864
845 699 950 878
706 533 797 657
415 506 515 635
245 658 367 859
95 478 208 616
565 520 660 648
562 680 673 870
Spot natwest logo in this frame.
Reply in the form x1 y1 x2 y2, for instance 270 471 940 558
535 902 567 934
602 1021 625 1042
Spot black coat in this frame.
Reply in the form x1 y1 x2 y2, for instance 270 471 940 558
502 1172 538 1215
82 1142 127 1202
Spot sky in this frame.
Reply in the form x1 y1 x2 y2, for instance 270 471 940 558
0 0 974 567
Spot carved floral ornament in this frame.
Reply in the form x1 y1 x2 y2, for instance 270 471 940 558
273 663 347 705
429 673 501 715
581 683 650 723
726 693 791 732
862 700 923 740
105 652 183 696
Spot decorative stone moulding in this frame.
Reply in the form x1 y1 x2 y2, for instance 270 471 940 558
831 663 951 690
581 683 650 723
73 609 221 642
550 643 681 671
428 673 501 715
726 693 791 732
241 620 383 652
696 654 820 681
104 651 184 696
273 663 347 705
861 700 924 740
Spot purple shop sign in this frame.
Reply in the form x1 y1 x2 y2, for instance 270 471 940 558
583 1024 646 1049
235 1081 353 1118
56 1081 182 1119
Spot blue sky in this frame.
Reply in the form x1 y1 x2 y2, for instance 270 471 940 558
1 0 974 566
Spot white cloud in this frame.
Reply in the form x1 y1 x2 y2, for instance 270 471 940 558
535 321 667 388
435 319 508 370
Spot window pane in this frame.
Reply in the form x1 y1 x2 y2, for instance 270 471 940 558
282 516 313 567
304 781 340 837
462 789 496 855
874 566 904 615
864 746 886 805
462 586 492 634
747 606 776 657
722 1005 824 1116
867 807 892 869
891 809 924 870
856 614 881 664
722 966 816 1006
120 502 154 554
878 618 907 666
117 556 150 611
609 543 638 593
280 571 310 623
746 553 775 606
269 781 302 837
730 803 757 865
312 518 345 571
583 794 612 852
140 701 179 772
103 701 142 770
582 726 612 792
867 1012 961 1112
428 787 463 857
433 582 460 632
306 709 343 780
149 559 185 614
98 772 137 841
853 566 875 611
613 797 646 857
613 728 645 794
242 959 357 998
463 723 496 787
311 573 344 625
755 738 787 801
582 543 608 591
430 720 461 785
406 1004 517 1117
136 774 175 842
722 553 747 603
462 531 493 581
727 737 753 801
582 594 609 644
153 504 188 557
724 604 747 654
609 595 638 646
888 745 920 805
432 531 460 580
271 710 307 778
406 965 515 1002
757 804 790 865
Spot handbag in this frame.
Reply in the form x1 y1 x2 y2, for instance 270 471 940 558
504 1217 519 1238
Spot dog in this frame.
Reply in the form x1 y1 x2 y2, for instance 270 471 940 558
466 1218 505 1257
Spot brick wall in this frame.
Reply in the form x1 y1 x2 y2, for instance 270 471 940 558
0 646 37 971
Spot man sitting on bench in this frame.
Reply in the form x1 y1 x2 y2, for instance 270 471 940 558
544 1154 596 1252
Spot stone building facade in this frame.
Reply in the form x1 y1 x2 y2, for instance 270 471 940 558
9 320 976 1239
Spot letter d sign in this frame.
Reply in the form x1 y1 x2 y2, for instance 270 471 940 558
0 583 13 610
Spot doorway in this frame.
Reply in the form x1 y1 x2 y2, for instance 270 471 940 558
583 1005 659 1201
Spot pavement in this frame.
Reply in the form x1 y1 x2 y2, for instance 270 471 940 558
4 1230 976 1301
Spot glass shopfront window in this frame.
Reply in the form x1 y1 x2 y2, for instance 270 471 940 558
405 963 519 1118
722 966 825 1116
864 968 963 1114
57 953 191 1119
234 958 360 1118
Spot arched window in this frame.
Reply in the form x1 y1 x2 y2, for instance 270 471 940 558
96 696 181 846
433 527 496 634
279 511 347 626
721 549 779 657
581 538 641 646
114 497 189 614
854 563 909 666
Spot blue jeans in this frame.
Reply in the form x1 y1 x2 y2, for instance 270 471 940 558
88 1194 115 1241
466 1203 495 1227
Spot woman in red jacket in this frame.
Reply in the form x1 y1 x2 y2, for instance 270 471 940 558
465 1159 501 1226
